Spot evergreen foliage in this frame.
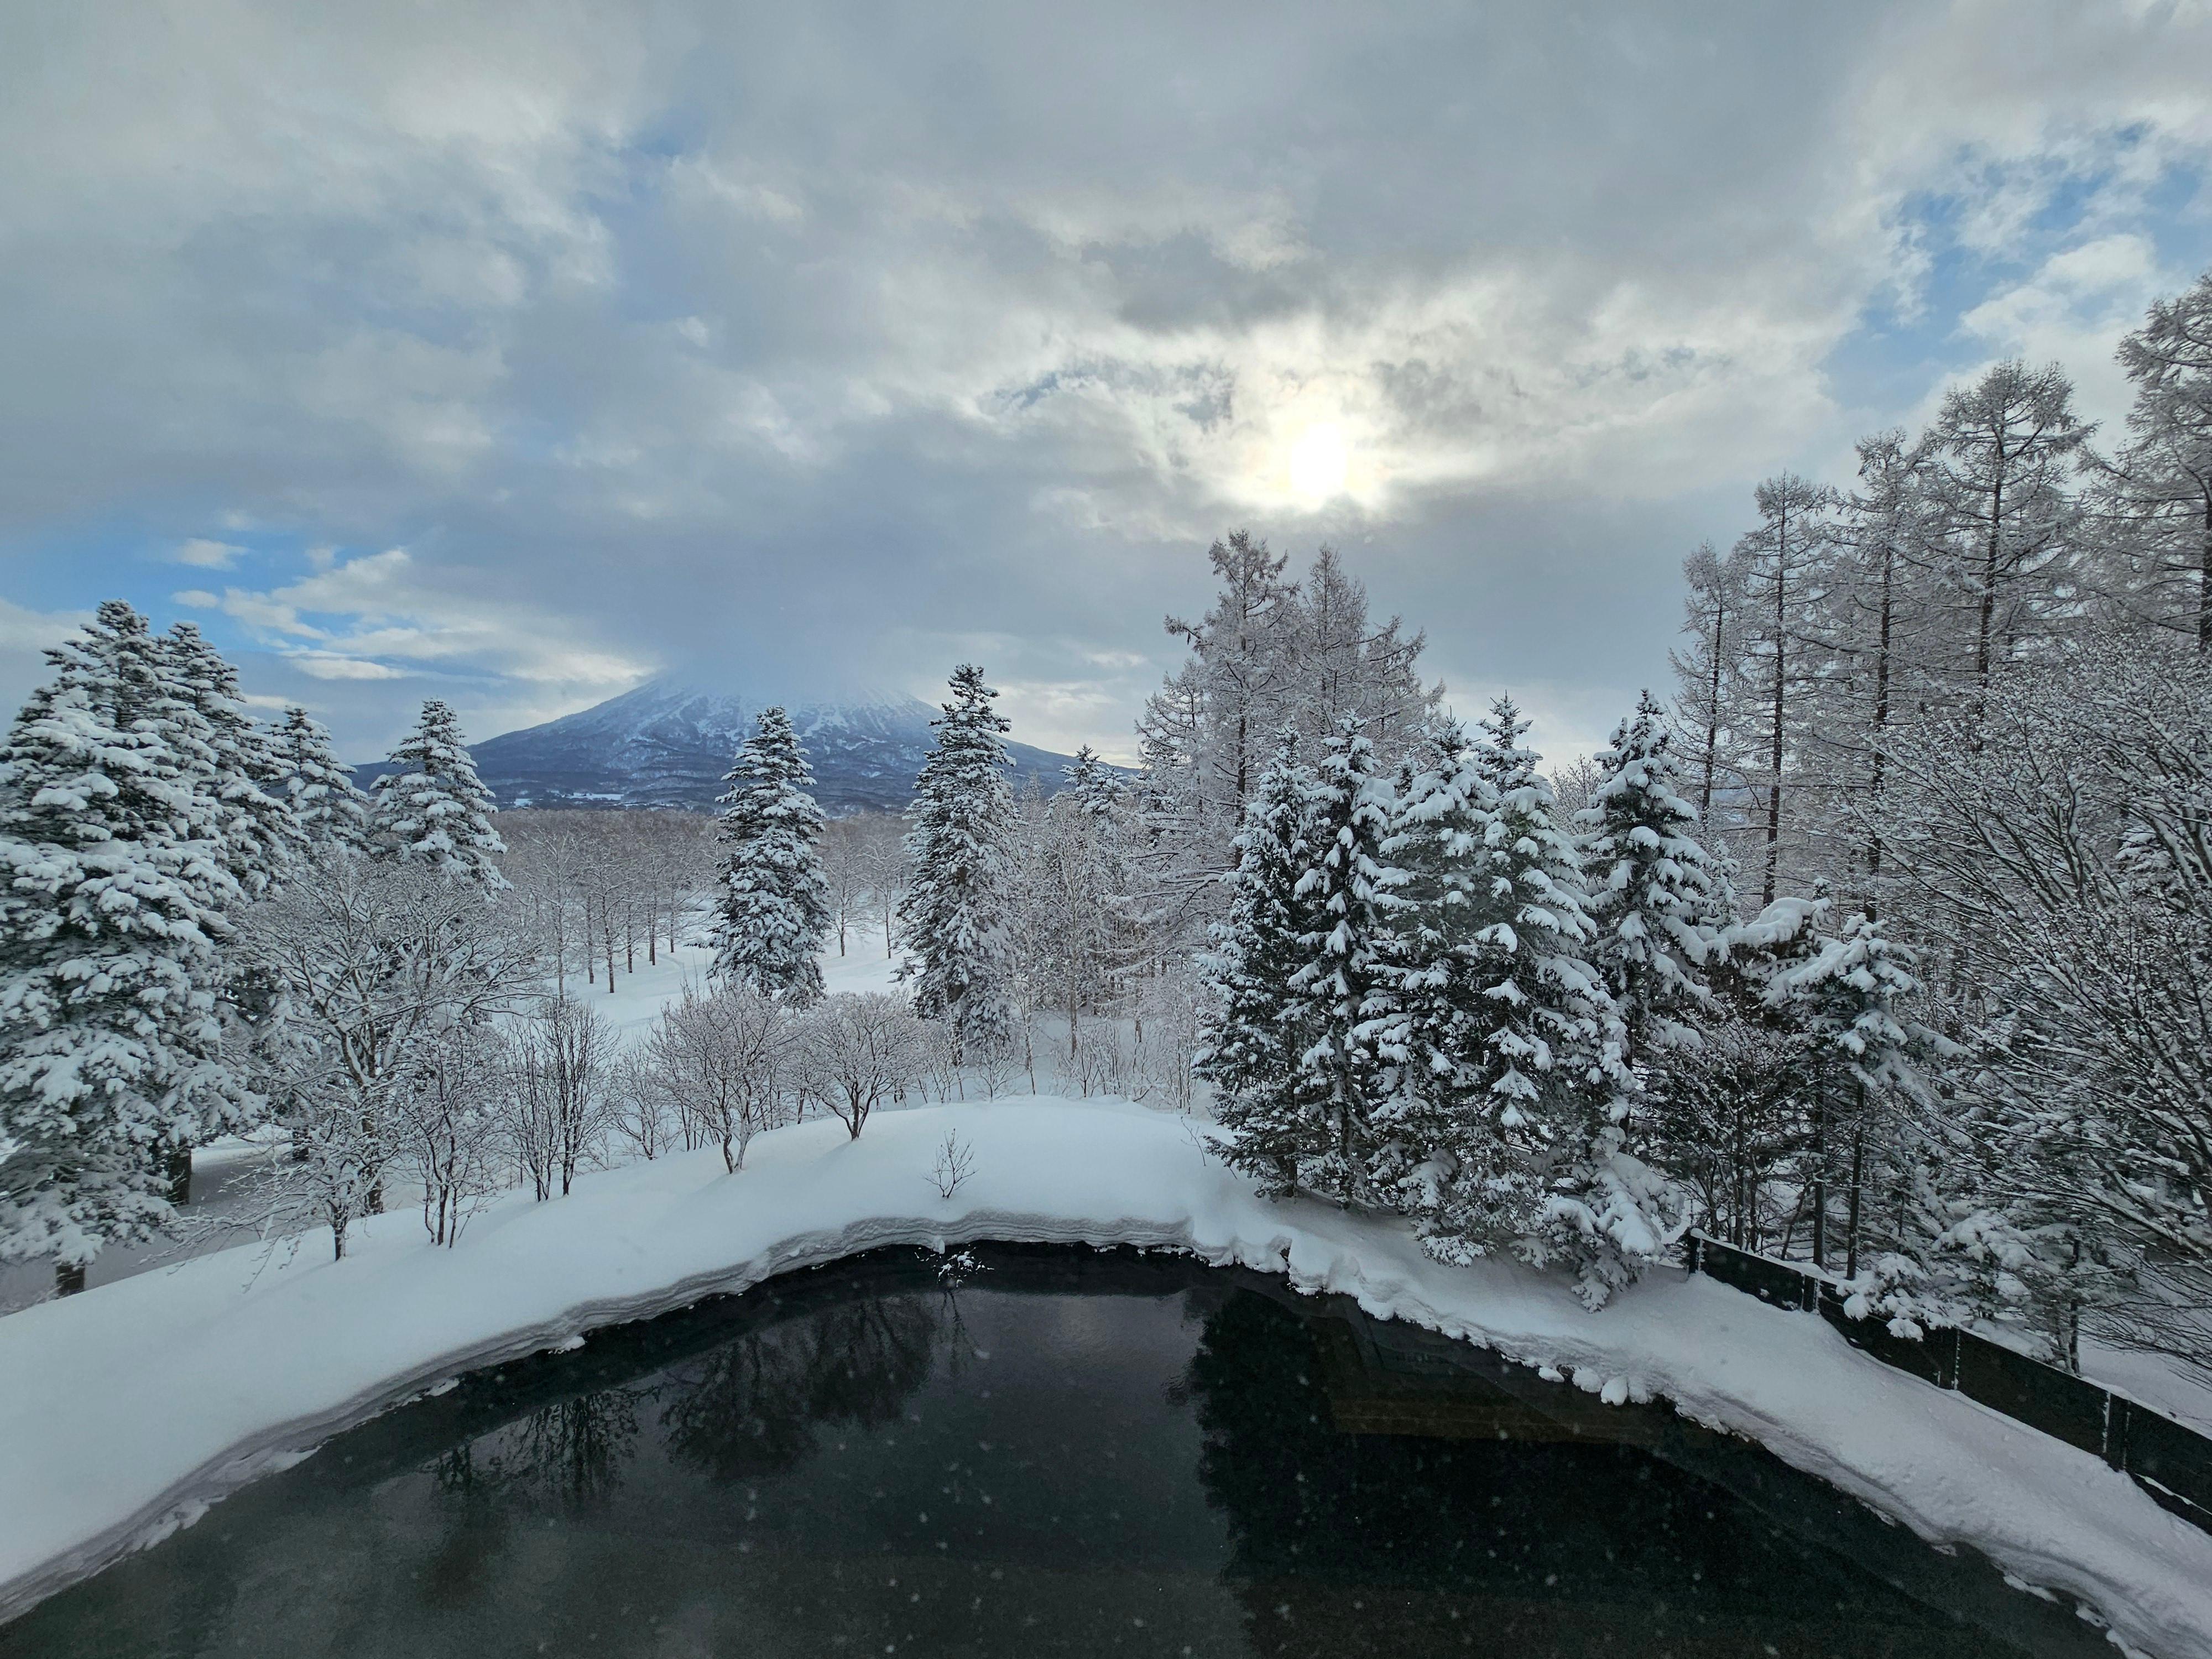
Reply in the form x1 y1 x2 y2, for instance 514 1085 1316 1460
274 705 371 849
1199 738 1331 1198
0 602 247 1272
897 665 1018 1060
1576 690 1724 1071
709 706 832 1004
371 699 507 889
1285 716 1400 1202
161 622 299 893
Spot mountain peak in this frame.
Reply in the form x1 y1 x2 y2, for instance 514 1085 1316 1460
374 678 1087 814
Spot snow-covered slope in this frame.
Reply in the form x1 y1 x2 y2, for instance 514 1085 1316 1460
359 680 1088 815
4 1100 2212 1655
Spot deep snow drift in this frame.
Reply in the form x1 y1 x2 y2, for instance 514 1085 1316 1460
2 1098 2210 1656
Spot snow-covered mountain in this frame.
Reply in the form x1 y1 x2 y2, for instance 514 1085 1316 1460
359 680 1089 815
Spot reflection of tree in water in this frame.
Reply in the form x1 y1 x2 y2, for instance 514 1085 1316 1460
1185 1290 1974 1659
435 1389 644 1511
419 1389 643 1608
660 1292 939 1481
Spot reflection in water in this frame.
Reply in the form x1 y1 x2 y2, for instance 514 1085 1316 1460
1188 1290 2026 1657
660 1294 938 1480
1 1247 2115 1659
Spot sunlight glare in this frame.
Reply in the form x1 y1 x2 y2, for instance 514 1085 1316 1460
1286 421 1352 503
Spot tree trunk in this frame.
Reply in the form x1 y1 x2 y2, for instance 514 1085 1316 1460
1809 1080 1828 1272
54 1260 86 1297
2199 489 2211 653
1762 503 1791 906
1845 1112 1866 1281
1866 540 1895 905
165 1142 194 1207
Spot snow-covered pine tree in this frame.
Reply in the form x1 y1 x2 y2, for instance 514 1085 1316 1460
274 705 371 849
1198 737 1332 1197
370 699 507 890
896 665 1018 1060
709 706 833 1004
1383 700 1616 1284
1285 715 1401 1203
0 602 248 1288
1063 744 1128 817
1767 911 1931 1279
162 622 299 894
1577 690 1724 1072
1466 697 1676 1307
1373 718 1509 1229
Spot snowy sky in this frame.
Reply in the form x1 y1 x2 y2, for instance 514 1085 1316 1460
5 3 2212 765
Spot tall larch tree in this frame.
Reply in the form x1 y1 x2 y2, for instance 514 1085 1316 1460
2111 268 2212 650
710 706 832 1004
1928 360 2093 708
1735 474 1835 906
0 603 247 1291
370 699 507 890
897 665 1018 1061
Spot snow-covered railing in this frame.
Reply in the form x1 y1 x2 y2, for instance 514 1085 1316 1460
1687 1233 2212 1531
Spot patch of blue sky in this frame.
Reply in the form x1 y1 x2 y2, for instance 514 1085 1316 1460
1823 136 2212 421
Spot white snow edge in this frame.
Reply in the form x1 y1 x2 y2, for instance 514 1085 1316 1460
2 1098 2210 1657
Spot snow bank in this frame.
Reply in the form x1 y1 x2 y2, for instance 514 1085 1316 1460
3 1098 2210 1656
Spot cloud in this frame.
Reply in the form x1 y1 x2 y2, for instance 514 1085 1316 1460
170 539 244 568
2 3 2210 763
0 599 87 719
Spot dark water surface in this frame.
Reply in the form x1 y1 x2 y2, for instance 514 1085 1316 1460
3 1245 2114 1658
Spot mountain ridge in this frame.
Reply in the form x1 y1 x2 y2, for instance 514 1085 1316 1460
354 679 1092 815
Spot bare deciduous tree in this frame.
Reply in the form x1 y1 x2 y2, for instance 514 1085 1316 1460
504 997 617 1200
643 981 790 1171
794 993 931 1139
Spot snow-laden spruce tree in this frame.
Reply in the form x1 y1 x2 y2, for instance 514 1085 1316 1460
1198 736 1332 1198
1576 690 1725 1072
163 622 299 894
0 602 248 1288
371 698 507 890
274 705 371 849
1455 697 1671 1307
1063 743 1128 817
1372 719 1503 1222
709 706 832 1004
1766 911 1933 1281
897 665 1018 1061
1284 715 1401 1203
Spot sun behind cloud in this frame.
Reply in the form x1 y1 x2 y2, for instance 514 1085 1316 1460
1285 421 1352 504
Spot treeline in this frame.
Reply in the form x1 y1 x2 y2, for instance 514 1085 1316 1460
0 607 1194 1291
1659 268 2212 1375
1175 270 2212 1374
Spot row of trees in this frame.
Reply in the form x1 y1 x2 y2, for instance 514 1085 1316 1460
1639 268 2212 1373
1113 280 2205 1369
0 598 524 1285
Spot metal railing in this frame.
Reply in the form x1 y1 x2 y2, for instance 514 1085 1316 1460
1686 1233 2212 1530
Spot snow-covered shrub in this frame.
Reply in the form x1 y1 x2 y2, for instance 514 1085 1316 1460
793 992 931 1139
641 981 790 1173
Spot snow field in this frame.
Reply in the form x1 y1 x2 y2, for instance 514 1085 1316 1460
2 1097 2210 1655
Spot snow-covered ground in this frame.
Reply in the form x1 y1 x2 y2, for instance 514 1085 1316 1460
3 1097 2211 1656
0 932 911 1316
574 928 904 1043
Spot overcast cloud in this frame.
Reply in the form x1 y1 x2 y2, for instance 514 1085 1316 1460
4 2 2211 762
